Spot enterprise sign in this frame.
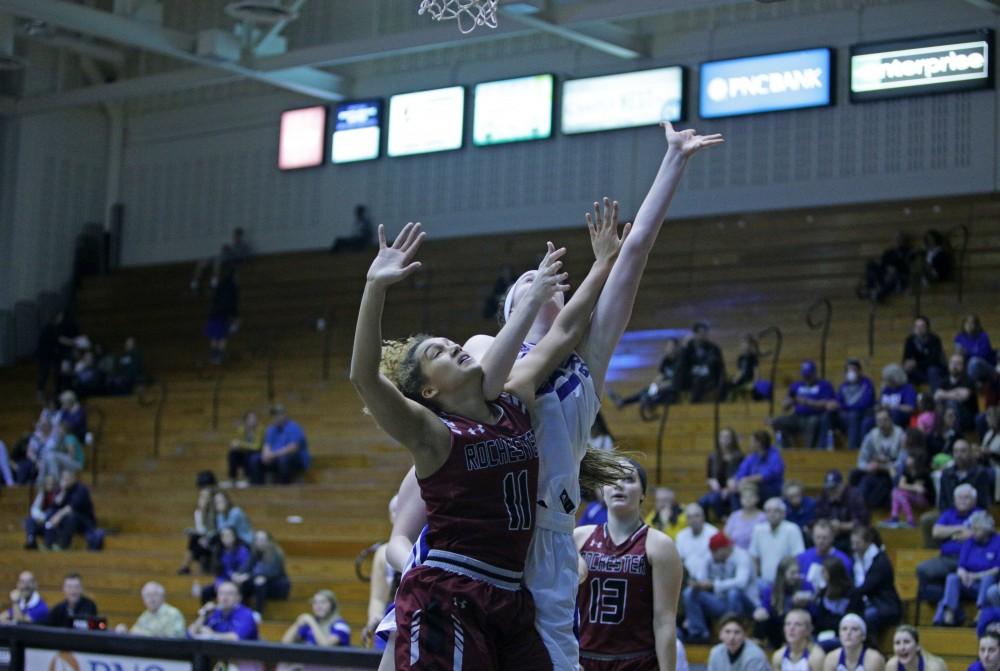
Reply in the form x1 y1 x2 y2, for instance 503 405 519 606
851 30 993 101
700 48 832 118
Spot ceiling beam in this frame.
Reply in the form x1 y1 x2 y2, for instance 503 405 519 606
500 9 646 59
963 0 1000 11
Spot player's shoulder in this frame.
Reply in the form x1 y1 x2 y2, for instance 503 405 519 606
574 524 598 548
462 334 495 360
645 527 679 560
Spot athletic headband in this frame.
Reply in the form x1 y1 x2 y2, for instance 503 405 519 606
840 613 867 638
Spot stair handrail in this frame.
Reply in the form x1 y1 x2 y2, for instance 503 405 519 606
137 378 168 458
653 402 671 487
948 223 970 304
805 298 832 379
86 406 105 487
756 325 784 418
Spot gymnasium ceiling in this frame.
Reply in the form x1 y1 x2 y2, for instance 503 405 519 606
0 0 996 114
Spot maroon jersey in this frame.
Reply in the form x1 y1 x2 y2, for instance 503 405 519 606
417 392 539 574
578 524 656 658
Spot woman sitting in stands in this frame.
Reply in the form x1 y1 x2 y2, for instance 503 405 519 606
885 625 946 671
200 526 249 604
179 484 218 575
214 491 253 546
754 557 815 649
821 614 885 671
724 481 766 550
226 411 263 489
770 609 824 671
700 428 745 522
282 589 351 647
232 529 290 614
812 557 853 649
848 526 902 639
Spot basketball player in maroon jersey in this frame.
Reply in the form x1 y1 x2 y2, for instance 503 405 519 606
575 459 683 671
351 217 627 670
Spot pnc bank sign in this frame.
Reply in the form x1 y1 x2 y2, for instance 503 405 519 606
25 649 191 671
699 48 832 118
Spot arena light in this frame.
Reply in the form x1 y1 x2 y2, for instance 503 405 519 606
278 105 327 170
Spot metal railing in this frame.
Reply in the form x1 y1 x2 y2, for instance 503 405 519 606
911 252 927 318
757 325 783 417
805 298 832 379
0 623 380 670
948 223 970 304
653 401 671 486
867 299 878 359
137 378 168 458
321 308 334 382
87 407 105 487
211 371 224 432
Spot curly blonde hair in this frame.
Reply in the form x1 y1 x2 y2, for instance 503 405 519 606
380 335 432 404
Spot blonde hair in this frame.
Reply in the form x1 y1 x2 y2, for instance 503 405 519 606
380 335 433 404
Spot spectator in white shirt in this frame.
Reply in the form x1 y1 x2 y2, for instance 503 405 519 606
676 503 718 576
750 498 805 585
683 532 758 643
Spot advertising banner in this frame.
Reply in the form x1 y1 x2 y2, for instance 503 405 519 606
25 648 192 671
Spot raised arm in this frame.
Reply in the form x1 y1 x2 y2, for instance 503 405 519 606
386 467 427 573
581 123 724 394
349 223 449 469
507 210 629 395
477 245 568 400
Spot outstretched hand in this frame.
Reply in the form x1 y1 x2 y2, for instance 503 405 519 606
524 243 570 305
366 223 425 287
586 197 632 264
663 121 725 158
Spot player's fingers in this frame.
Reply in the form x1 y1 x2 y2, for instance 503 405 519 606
377 224 387 248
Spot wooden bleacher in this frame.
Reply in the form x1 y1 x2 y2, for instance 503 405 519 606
1 192 999 664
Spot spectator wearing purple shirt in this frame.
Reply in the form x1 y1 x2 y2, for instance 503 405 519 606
956 314 997 383
771 360 835 449
832 359 876 450
903 316 947 392
250 404 309 485
871 364 918 432
917 484 981 606
968 632 1000 671
0 571 49 624
200 527 250 605
188 581 258 641
282 590 351 647
782 480 816 532
934 511 1000 626
798 520 853 590
732 431 784 502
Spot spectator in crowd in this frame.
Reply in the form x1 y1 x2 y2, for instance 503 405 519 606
750 498 805 585
707 614 770 671
822 614 886 671
816 470 870 553
956 314 997 382
771 361 835 449
14 417 55 484
933 510 1000 626
179 485 218 575
115 582 185 638
56 390 87 443
929 405 962 457
876 364 918 429
73 350 101 397
798 520 853 590
883 452 933 529
37 420 84 485
733 430 784 502
970 632 1000 671
645 486 687 539
812 557 854 644
23 474 59 550
578 489 608 527
610 338 682 410
771 609 825 671
939 440 992 510
0 440 13 488
214 491 253 545
0 571 49 624
782 480 816 532
232 530 290 614
918 483 983 605
753 558 814 649
913 393 938 437
903 316 947 392
727 333 760 400
886 625 947 671
700 428 744 522
921 230 953 285
833 359 876 450
205 266 239 365
188 581 258 641
282 590 351 647
936 353 979 432
849 526 902 637
226 411 263 488
191 227 252 291
677 503 719 576
681 322 725 403
251 404 309 485
982 407 1000 462
725 482 767 551
45 573 98 628
853 408 905 508
42 469 96 550
331 204 375 253
683 532 758 643
201 526 251 605
110 336 144 394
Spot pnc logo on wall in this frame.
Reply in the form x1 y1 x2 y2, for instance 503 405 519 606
48 651 82 671
25 649 192 671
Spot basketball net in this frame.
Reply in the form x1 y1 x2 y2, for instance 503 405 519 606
418 0 499 34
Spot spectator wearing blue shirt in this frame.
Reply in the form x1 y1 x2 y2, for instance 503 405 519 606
771 360 835 449
188 581 258 641
833 359 875 450
251 404 309 485
214 491 253 545
199 526 250 605
0 571 49 624
968 632 1000 671
282 590 351 647
733 430 785 502
934 511 1000 626
797 520 852 589
782 481 816 533
956 314 997 383
917 484 982 605
877 364 918 429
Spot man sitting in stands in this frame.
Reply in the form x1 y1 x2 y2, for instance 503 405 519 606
797 520 852 589
935 353 978 433
609 337 681 410
815 470 869 553
771 360 835 449
116 581 185 638
250 404 309 485
680 322 725 403
676 503 718 577
188 581 258 641
682 532 758 643
917 483 982 605
45 573 98 628
43 469 96 550
903 316 947 392
0 571 49 623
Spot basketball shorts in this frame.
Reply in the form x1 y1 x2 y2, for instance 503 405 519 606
580 652 658 671
394 562 553 671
